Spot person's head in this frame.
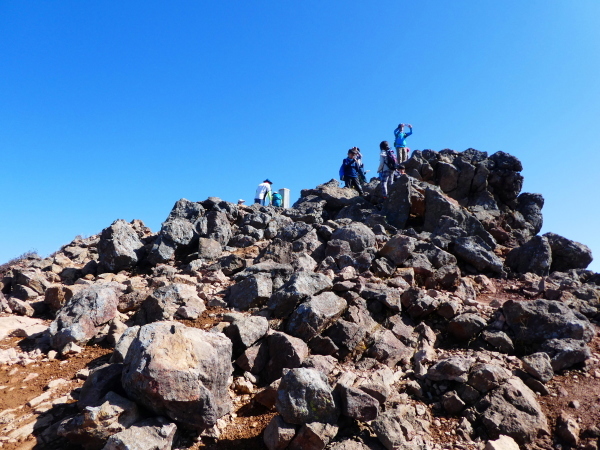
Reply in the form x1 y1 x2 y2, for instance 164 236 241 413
398 123 404 130
237 199 245 205
380 141 390 150
348 148 357 158
264 179 273 185
397 164 406 174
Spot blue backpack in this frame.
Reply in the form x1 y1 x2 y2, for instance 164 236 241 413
272 192 283 207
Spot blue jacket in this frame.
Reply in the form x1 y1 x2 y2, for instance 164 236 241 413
394 126 413 148
342 157 362 178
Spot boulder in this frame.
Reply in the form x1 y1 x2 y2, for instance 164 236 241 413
227 273 273 310
372 404 431 450
330 223 376 253
266 331 309 382
447 313 487 341
288 422 338 450
49 285 119 351
540 338 591 371
505 236 552 276
276 368 339 425
451 236 504 274
121 321 232 429
337 384 380 421
286 292 347 341
263 415 297 450
138 283 205 323
427 356 473 383
521 352 554 383
98 219 145 273
268 271 333 318
225 315 269 355
544 232 593 272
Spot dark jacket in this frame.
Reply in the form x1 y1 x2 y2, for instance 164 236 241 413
342 157 362 178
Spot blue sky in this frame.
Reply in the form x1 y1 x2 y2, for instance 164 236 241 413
1 1 599 272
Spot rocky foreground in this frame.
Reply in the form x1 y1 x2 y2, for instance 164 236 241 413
1 149 599 450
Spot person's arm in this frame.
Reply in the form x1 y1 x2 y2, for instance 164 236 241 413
406 125 413 137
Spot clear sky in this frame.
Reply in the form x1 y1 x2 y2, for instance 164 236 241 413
1 1 599 272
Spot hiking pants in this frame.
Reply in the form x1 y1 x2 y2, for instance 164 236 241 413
396 147 409 163
380 170 396 198
345 176 363 195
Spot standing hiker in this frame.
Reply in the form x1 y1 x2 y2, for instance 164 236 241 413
377 141 398 199
341 148 364 195
254 179 273 206
394 123 413 163
351 147 367 183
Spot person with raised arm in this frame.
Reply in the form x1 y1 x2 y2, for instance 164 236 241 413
394 123 413 163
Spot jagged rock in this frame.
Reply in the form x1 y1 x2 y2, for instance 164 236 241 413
268 271 333 318
111 326 140 363
235 338 269 374
227 273 273 310
484 435 520 450
544 232 593 272
49 285 119 350
330 223 376 253
452 236 504 274
276 367 339 425
329 440 374 450
98 219 145 273
475 377 549 444
361 283 402 312
204 210 232 246
121 321 232 429
6 297 35 316
372 404 431 450
301 355 338 375
503 299 594 348
286 292 347 341
225 315 269 355
481 330 514 354
235 261 294 290
505 235 552 276
522 352 554 383
447 313 487 340
58 391 142 449
102 417 177 450
45 284 83 311
263 415 297 450
78 363 124 410
288 422 338 450
356 365 395 404
324 319 366 359
337 384 380 421
266 331 309 382
555 411 580 447
442 390 466 414
138 283 205 323
401 289 439 319
427 356 473 383
13 268 50 295
255 379 280 410
197 237 222 260
540 338 591 371
367 329 413 367
468 364 512 394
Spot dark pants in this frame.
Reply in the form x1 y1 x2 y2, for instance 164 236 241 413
345 176 363 195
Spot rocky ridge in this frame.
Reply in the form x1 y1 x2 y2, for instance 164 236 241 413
0 148 599 450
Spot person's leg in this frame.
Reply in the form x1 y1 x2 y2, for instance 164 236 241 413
381 170 390 197
396 147 401 163
254 199 261 204
349 177 363 195
400 148 408 162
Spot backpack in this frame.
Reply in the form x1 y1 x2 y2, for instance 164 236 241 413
272 192 283 207
385 149 398 171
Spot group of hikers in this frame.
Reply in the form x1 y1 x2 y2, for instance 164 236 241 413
248 123 413 207
340 123 413 199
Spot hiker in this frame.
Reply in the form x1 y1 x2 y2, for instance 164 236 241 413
271 191 283 207
394 123 413 163
351 147 367 183
254 179 273 206
377 141 398 199
341 148 364 195
237 199 246 205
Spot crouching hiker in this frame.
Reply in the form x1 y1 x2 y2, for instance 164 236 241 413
377 141 398 199
254 179 273 206
341 148 364 195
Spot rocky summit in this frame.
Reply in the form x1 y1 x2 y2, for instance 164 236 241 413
1 148 599 450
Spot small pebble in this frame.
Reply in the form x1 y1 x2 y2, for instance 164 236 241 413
569 400 580 409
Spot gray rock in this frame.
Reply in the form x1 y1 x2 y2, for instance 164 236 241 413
286 292 347 341
540 338 591 371
544 232 593 272
276 367 339 425
288 422 338 450
329 439 375 450
7 297 35 316
356 366 395 404
337 384 380 421
13 268 50 295
367 329 413 368
78 363 124 410
442 390 466 414
505 236 552 276
49 285 119 350
121 321 232 429
503 299 594 348
235 261 294 290
555 411 580 447
378 235 417 266
427 356 473 383
266 331 309 382
447 313 487 341
263 415 297 450
204 210 232 246
227 273 273 310
225 315 269 355
452 236 504 274
111 326 140 363
372 404 431 450
138 283 205 323
59 391 142 449
522 352 554 383
324 319 366 359
198 237 222 260
235 338 269 374
330 223 376 253
468 364 512 394
476 377 549 445
101 417 177 450
268 271 333 318
361 284 402 313
98 219 145 273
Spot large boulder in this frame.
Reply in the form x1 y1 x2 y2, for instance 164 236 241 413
138 283 205 323
505 236 552 276
268 271 333 318
49 285 119 351
98 219 145 273
121 321 233 429
286 292 347 341
227 273 273 310
451 236 504 274
543 232 593 272
102 417 177 450
330 223 376 253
